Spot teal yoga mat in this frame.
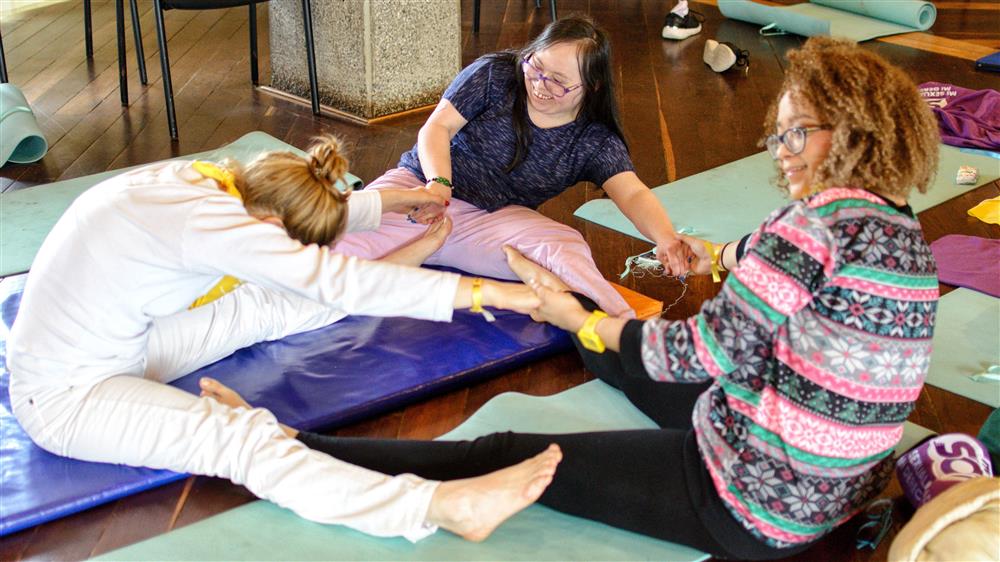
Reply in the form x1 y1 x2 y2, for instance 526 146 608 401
925 289 1000 408
96 381 710 562
718 0 936 42
0 132 363 277
574 145 1000 244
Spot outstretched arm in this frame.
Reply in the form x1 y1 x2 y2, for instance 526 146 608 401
601 172 687 275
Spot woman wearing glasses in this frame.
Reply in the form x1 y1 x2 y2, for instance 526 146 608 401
332 16 687 317
202 38 941 558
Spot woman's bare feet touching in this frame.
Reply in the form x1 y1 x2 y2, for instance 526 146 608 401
502 245 570 292
427 444 562 542
199 377 298 438
199 377 253 409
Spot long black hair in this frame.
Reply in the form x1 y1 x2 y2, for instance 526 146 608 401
485 15 627 173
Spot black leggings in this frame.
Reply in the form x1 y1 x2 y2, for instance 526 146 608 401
298 297 813 560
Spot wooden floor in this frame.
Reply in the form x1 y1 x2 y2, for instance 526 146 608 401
1 1 998 560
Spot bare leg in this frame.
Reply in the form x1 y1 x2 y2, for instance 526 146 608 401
380 217 453 267
428 444 562 541
197 376 563 542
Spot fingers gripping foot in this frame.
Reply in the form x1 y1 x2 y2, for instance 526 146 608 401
502 245 570 292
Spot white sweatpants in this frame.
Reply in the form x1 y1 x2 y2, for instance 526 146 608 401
9 283 439 541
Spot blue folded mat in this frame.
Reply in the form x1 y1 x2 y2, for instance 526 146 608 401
96 380 936 561
575 145 1000 244
0 273 570 533
0 132 363 277
718 0 936 42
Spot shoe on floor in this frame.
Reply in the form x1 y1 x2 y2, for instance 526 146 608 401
661 11 704 40
703 39 750 73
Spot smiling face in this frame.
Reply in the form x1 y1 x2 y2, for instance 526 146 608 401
774 91 833 199
523 41 587 122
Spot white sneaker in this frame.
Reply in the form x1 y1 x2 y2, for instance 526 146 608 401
703 39 750 73
661 11 704 40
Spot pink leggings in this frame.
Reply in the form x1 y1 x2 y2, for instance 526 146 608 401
335 168 632 317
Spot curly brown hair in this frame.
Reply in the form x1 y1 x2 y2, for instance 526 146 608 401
763 37 939 199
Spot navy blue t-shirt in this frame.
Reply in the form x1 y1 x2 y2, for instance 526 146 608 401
398 56 634 212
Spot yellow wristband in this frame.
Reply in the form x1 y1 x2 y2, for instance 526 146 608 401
469 278 496 322
703 241 722 283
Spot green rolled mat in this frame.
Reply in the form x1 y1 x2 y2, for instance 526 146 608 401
0 84 48 166
718 0 936 41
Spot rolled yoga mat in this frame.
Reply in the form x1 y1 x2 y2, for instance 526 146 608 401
95 380 936 562
718 0 936 42
0 132 363 277
574 144 1000 245
0 84 47 166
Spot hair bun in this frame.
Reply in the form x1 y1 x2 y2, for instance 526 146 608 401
308 134 350 197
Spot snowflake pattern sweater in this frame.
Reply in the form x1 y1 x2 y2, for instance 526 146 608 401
637 188 938 547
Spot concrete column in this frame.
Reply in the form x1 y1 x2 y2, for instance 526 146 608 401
268 0 461 121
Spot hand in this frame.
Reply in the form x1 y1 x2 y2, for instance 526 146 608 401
528 283 590 332
404 187 448 225
424 179 452 204
678 235 713 276
655 236 691 276
483 280 541 316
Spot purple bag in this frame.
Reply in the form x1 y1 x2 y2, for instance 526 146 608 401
896 433 994 509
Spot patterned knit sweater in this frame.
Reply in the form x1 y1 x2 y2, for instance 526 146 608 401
639 188 938 547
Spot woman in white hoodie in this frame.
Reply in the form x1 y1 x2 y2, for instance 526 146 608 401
7 136 560 543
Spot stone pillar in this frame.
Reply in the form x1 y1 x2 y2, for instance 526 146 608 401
268 0 461 121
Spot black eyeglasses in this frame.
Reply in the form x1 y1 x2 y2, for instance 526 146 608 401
765 125 830 159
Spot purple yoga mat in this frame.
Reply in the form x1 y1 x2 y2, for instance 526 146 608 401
930 235 1000 298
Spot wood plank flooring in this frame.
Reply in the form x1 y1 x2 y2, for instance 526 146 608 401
1 1 997 561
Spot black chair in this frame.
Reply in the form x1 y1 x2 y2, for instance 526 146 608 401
148 0 321 140
473 0 556 33
0 28 7 84
81 0 147 105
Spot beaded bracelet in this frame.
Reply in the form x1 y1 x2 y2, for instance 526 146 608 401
430 176 452 188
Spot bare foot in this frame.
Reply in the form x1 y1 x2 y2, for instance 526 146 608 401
199 377 252 410
381 217 453 266
421 215 453 253
426 444 562 542
502 245 570 292
200 378 298 438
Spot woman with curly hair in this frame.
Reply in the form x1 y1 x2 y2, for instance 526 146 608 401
195 38 941 558
8 135 564 543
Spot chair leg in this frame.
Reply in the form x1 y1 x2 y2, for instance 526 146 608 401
116 0 128 105
301 0 321 116
535 0 541 7
0 28 8 84
549 0 557 21
130 0 147 85
152 0 178 140
473 0 480 33
84 0 94 58
249 3 259 86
